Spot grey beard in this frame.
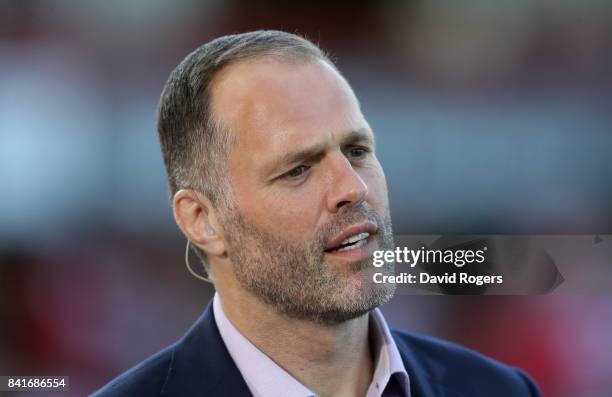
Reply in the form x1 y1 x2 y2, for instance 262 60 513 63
222 202 396 325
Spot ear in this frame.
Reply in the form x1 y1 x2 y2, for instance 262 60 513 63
172 189 226 258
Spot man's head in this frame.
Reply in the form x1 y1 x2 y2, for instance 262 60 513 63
158 30 395 325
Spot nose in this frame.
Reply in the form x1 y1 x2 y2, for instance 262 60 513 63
326 153 368 213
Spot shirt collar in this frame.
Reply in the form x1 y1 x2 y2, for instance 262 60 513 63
213 293 410 397
366 306 411 397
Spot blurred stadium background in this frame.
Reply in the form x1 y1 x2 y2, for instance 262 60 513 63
1 1 611 395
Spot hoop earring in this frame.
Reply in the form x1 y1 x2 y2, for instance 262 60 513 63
185 240 212 283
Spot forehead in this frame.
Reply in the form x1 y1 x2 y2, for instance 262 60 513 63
209 57 369 158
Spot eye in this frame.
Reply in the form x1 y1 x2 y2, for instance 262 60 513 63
346 146 370 159
283 165 310 179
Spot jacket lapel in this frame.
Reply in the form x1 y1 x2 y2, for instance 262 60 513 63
392 331 451 397
161 302 253 397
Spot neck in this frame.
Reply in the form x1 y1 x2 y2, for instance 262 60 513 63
216 279 374 397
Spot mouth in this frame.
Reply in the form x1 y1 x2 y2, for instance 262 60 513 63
324 221 378 260
324 232 371 253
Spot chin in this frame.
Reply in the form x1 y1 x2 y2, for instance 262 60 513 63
336 275 396 312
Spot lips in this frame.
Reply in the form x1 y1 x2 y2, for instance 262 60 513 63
324 221 378 253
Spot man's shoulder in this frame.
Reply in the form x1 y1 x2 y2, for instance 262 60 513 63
391 329 541 396
90 302 251 397
90 343 175 397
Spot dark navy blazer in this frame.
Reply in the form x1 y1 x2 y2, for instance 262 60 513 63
91 302 542 397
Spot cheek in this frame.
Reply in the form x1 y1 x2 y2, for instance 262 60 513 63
362 163 389 210
234 183 323 241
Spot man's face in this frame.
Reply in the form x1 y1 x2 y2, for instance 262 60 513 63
211 57 395 324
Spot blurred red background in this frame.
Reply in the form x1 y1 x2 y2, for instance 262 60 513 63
1 1 612 396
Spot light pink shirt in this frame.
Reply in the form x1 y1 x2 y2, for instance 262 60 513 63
213 294 411 397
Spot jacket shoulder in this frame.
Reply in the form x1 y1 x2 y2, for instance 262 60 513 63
90 344 175 397
391 329 541 396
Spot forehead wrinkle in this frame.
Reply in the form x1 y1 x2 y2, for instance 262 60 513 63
262 127 374 178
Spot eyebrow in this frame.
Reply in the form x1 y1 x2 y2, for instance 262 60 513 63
263 128 375 178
